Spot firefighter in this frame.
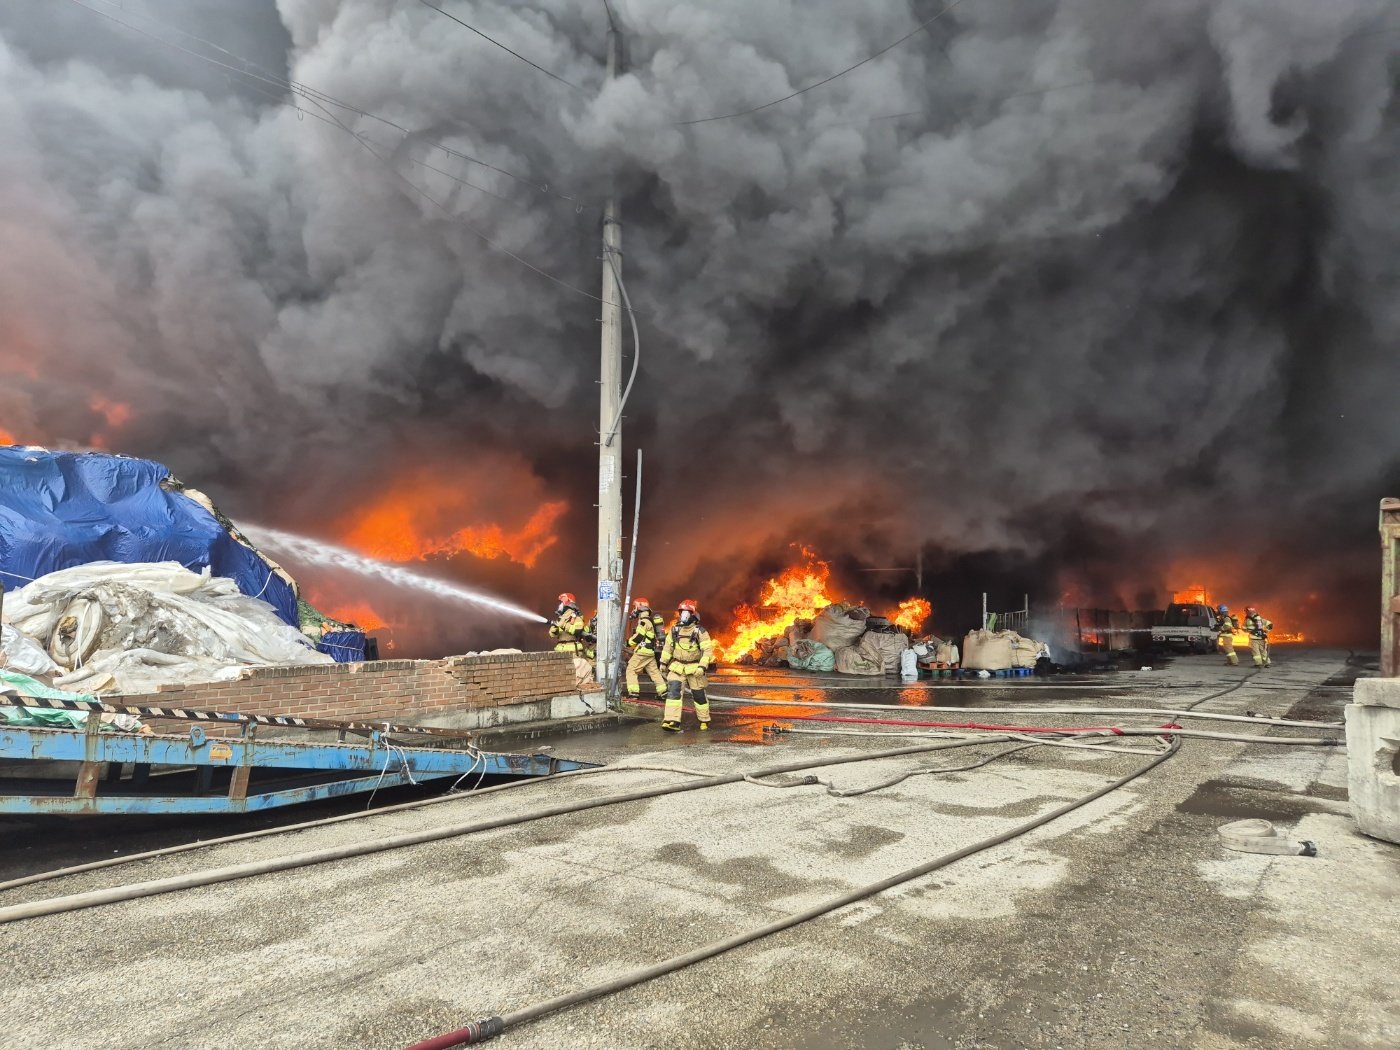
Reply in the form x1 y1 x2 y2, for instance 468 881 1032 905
1216 604 1239 666
659 599 714 732
1244 606 1273 668
624 597 666 699
583 612 598 662
548 592 587 655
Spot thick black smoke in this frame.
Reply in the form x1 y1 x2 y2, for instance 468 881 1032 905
1 0 1398 650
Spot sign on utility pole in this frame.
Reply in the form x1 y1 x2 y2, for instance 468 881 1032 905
595 21 624 685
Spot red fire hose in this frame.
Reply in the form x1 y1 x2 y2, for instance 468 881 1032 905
625 697 1125 735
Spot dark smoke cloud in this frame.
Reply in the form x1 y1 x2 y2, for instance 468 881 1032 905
2 0 1398 650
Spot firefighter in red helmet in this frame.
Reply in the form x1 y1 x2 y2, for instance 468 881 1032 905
624 597 666 700
548 592 587 655
659 599 714 731
1244 606 1273 668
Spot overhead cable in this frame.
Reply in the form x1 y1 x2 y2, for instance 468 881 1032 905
65 0 607 304
69 0 595 209
415 0 585 92
677 0 970 126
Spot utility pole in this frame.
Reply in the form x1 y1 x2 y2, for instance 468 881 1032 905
595 19 624 685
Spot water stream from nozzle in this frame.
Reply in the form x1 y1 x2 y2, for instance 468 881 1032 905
244 525 547 623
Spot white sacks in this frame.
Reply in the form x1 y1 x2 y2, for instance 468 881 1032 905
899 649 918 680
962 629 1049 671
808 604 869 650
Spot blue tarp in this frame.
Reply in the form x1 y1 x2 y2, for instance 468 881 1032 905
318 630 368 664
0 447 299 627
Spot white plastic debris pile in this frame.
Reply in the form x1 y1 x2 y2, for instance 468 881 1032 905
0 561 332 694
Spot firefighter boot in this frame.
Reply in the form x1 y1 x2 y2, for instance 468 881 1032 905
693 689 711 732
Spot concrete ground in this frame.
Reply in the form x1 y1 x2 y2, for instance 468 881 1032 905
1 648 1397 1050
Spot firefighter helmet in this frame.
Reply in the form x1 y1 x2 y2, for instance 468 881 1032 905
630 597 651 616
677 599 699 613
1217 604 1229 615
1245 605 1257 615
557 592 577 606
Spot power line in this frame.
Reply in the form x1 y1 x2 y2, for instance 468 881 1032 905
69 0 596 210
64 0 608 306
297 92 607 304
856 77 1102 126
677 0 970 126
236 76 523 205
414 0 585 93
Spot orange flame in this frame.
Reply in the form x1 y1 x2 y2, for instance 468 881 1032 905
0 427 16 445
1172 584 1304 644
327 602 388 632
888 597 932 633
719 548 835 661
719 548 931 661
341 482 566 568
1172 584 1211 605
89 396 132 429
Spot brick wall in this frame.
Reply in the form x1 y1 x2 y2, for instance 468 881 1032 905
129 651 584 726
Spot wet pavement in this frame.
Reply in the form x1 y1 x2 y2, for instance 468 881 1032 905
1 648 1397 1050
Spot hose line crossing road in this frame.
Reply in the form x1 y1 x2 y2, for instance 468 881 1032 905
404 738 1181 1049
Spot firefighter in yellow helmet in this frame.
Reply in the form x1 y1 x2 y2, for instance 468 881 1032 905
1215 604 1239 667
547 592 587 655
624 597 666 699
1244 606 1273 668
659 599 714 731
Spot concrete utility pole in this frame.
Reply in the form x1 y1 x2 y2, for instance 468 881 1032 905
595 21 624 685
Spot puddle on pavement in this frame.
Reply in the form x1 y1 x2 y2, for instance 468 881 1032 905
784 993 961 1050
1175 780 1327 822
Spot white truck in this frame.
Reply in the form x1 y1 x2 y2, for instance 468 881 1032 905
1151 602 1220 654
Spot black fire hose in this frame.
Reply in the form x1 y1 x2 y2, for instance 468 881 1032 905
0 738 1012 925
403 737 1181 1048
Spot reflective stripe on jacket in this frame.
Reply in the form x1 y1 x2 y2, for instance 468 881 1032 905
628 615 659 653
549 609 586 650
661 622 713 669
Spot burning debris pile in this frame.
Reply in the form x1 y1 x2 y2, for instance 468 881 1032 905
719 550 931 675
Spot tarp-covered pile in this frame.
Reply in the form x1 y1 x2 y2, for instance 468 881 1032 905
0 447 298 624
1 561 332 694
0 447 370 666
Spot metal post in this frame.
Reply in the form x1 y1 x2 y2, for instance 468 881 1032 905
1380 499 1400 676
981 592 988 631
915 549 923 593
609 449 643 704
595 24 624 686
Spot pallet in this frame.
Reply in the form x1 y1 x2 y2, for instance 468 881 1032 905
918 666 1034 679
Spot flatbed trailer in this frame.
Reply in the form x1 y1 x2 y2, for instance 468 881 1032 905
0 694 594 816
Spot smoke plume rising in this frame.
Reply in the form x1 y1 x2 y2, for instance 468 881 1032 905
2 0 1397 651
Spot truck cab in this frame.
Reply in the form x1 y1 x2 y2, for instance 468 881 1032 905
1151 603 1220 653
